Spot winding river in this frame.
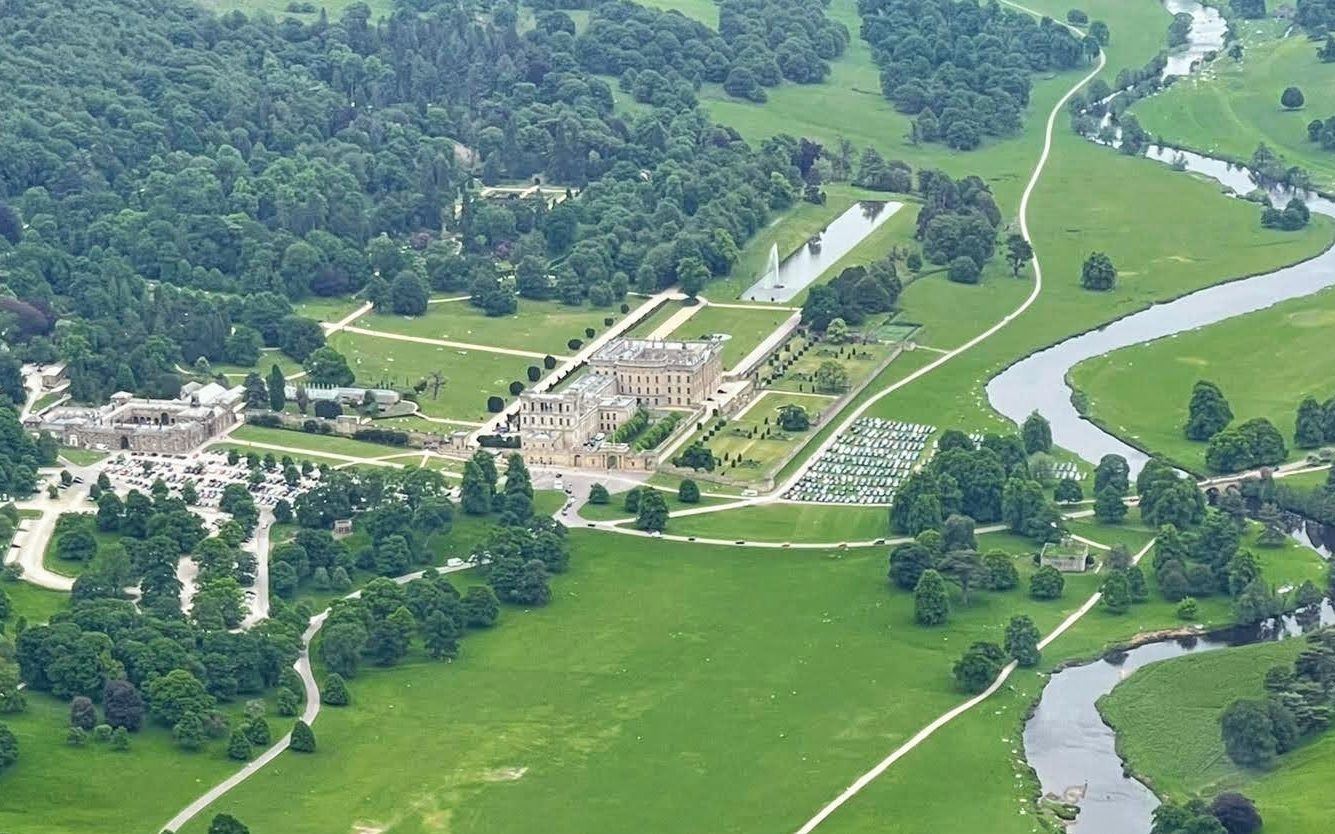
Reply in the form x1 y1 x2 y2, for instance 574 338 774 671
1023 522 1334 834
986 3 1335 476
1009 5 1335 832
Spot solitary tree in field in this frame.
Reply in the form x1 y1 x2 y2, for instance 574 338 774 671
1005 233 1033 277
1079 252 1117 291
1185 380 1233 440
208 814 250 834
1294 397 1324 448
953 641 1005 693
1281 86 1305 110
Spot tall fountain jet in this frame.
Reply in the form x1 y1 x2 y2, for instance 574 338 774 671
764 243 780 290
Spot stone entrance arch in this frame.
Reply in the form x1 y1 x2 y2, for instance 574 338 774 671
605 455 619 470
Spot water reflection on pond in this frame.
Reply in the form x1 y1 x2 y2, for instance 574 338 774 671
741 200 902 303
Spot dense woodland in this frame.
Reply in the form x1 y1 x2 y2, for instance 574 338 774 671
858 0 1098 150
0 0 829 409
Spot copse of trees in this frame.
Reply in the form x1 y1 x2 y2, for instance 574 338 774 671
1205 418 1287 473
916 170 1005 280
1297 0 1335 36
861 0 1096 151
1221 628 1335 770
801 257 902 330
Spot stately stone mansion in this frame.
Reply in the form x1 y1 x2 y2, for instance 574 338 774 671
28 381 245 453
517 337 723 469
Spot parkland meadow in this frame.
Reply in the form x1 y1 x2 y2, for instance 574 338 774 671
179 530 1138 834
354 298 615 358
1134 22 1335 192
1069 286 1335 473
329 331 533 422
1100 637 1335 834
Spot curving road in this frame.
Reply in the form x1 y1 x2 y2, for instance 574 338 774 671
792 537 1152 834
788 33 1109 832
161 561 476 833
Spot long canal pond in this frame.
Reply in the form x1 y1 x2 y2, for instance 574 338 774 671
741 200 902 303
1024 522 1334 834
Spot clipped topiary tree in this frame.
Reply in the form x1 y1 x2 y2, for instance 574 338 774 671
486 396 504 413
508 380 524 396
526 366 541 382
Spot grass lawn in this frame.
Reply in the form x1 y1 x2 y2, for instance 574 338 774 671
768 339 896 396
666 502 889 542
207 443 358 470
624 299 689 337
330 331 533 422
576 489 732 522
1133 21 1335 192
687 391 834 484
228 425 419 461
209 352 303 381
201 0 396 21
0 692 253 834
0 578 68 625
293 295 366 324
860 129 1335 438
375 414 481 432
353 298 615 357
42 514 121 579
1069 286 1335 474
1099 640 1304 799
177 530 1115 834
31 390 66 413
1098 626 1335 834
668 304 792 370
58 447 107 466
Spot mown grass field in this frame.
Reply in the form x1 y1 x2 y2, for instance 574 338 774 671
329 331 532 422
683 391 834 483
666 501 889 542
624 299 688 337
861 129 1335 436
1099 640 1303 798
226 425 422 460
178 530 1122 834
204 0 396 21
1069 286 1335 473
1134 23 1335 192
668 304 791 370
576 488 732 522
355 298 616 357
1099 631 1335 834
1 693 256 834
57 447 107 467
41 514 121 579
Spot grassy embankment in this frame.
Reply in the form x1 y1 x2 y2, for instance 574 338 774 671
1134 19 1335 193
1100 637 1335 834
1069 286 1335 473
